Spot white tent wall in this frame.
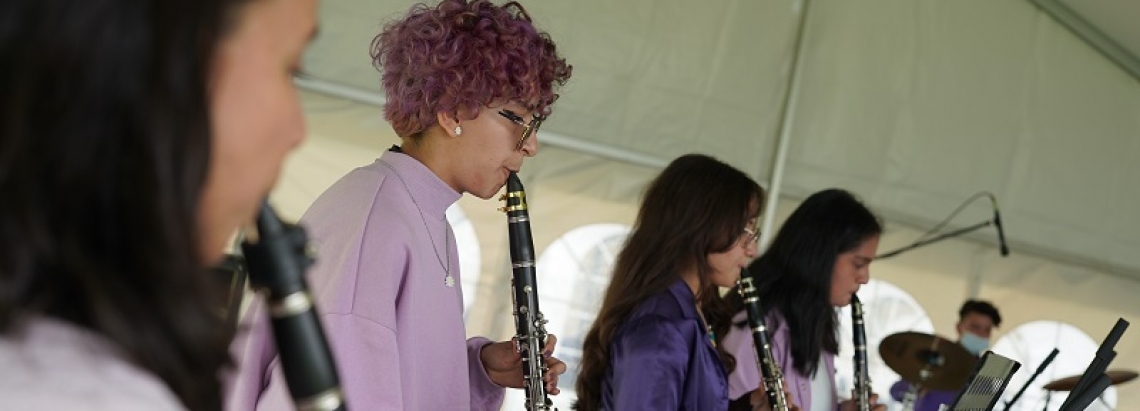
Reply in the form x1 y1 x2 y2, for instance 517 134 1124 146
260 0 1140 407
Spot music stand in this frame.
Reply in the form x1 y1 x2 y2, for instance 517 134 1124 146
941 351 1021 411
1059 318 1129 411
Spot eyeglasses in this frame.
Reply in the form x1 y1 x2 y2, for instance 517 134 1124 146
741 226 760 245
498 109 544 150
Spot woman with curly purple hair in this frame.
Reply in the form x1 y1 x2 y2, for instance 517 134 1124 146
225 0 572 410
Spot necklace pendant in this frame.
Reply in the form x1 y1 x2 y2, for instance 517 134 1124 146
444 275 455 288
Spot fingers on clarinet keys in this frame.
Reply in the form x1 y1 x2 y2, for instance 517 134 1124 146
782 384 796 410
879 332 976 390
543 362 562 394
839 397 883 411
541 335 564 394
866 393 886 411
749 383 797 411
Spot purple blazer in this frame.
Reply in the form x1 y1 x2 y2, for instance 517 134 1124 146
601 279 729 410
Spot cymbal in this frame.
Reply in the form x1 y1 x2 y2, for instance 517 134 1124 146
879 332 977 391
1043 370 1139 391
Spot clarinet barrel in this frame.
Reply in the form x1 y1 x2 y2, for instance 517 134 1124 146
243 202 346 411
500 173 555 411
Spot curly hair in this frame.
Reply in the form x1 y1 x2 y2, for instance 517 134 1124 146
371 0 572 138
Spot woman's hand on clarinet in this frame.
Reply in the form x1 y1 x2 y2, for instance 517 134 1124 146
838 392 886 411
749 381 800 411
480 334 567 394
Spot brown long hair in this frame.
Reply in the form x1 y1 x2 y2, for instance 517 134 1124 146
573 154 764 410
0 0 257 409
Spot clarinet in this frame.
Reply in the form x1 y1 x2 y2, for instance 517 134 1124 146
851 295 872 411
243 202 347 411
737 268 789 411
499 173 556 411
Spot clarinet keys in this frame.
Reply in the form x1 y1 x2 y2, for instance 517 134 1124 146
502 172 557 411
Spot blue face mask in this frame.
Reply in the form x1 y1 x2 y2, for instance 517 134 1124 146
960 332 990 355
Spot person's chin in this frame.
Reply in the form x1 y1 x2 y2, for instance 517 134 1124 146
473 184 503 200
714 274 737 288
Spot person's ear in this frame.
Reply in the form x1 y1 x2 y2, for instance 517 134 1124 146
436 112 462 137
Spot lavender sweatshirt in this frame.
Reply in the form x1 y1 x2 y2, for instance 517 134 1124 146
0 316 185 410
226 151 504 410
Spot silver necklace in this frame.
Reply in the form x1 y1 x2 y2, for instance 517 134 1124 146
380 161 455 288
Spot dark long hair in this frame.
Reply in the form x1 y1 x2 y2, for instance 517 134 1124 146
712 189 881 376
0 0 255 409
573 154 765 411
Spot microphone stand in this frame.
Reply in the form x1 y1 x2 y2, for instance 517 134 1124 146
1003 348 1060 410
876 219 994 259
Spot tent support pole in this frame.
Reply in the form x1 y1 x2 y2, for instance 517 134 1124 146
758 0 814 249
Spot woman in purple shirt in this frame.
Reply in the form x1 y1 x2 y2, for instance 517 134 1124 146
574 154 766 411
712 189 886 411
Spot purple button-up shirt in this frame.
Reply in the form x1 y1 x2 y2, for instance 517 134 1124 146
225 151 504 411
601 279 729 410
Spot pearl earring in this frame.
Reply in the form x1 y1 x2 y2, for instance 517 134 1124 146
454 126 462 136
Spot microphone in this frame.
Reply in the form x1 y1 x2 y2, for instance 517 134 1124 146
989 194 1010 256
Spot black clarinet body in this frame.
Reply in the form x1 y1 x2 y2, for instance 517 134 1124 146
737 269 789 411
499 173 555 411
852 295 872 411
243 202 346 411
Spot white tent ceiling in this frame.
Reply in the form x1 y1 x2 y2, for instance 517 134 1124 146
301 0 1140 279
1060 0 1140 52
1048 0 1140 78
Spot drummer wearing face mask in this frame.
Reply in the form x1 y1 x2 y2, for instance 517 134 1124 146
955 300 1001 356
889 300 1002 411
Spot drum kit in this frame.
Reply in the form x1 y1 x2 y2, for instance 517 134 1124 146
880 332 1136 410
